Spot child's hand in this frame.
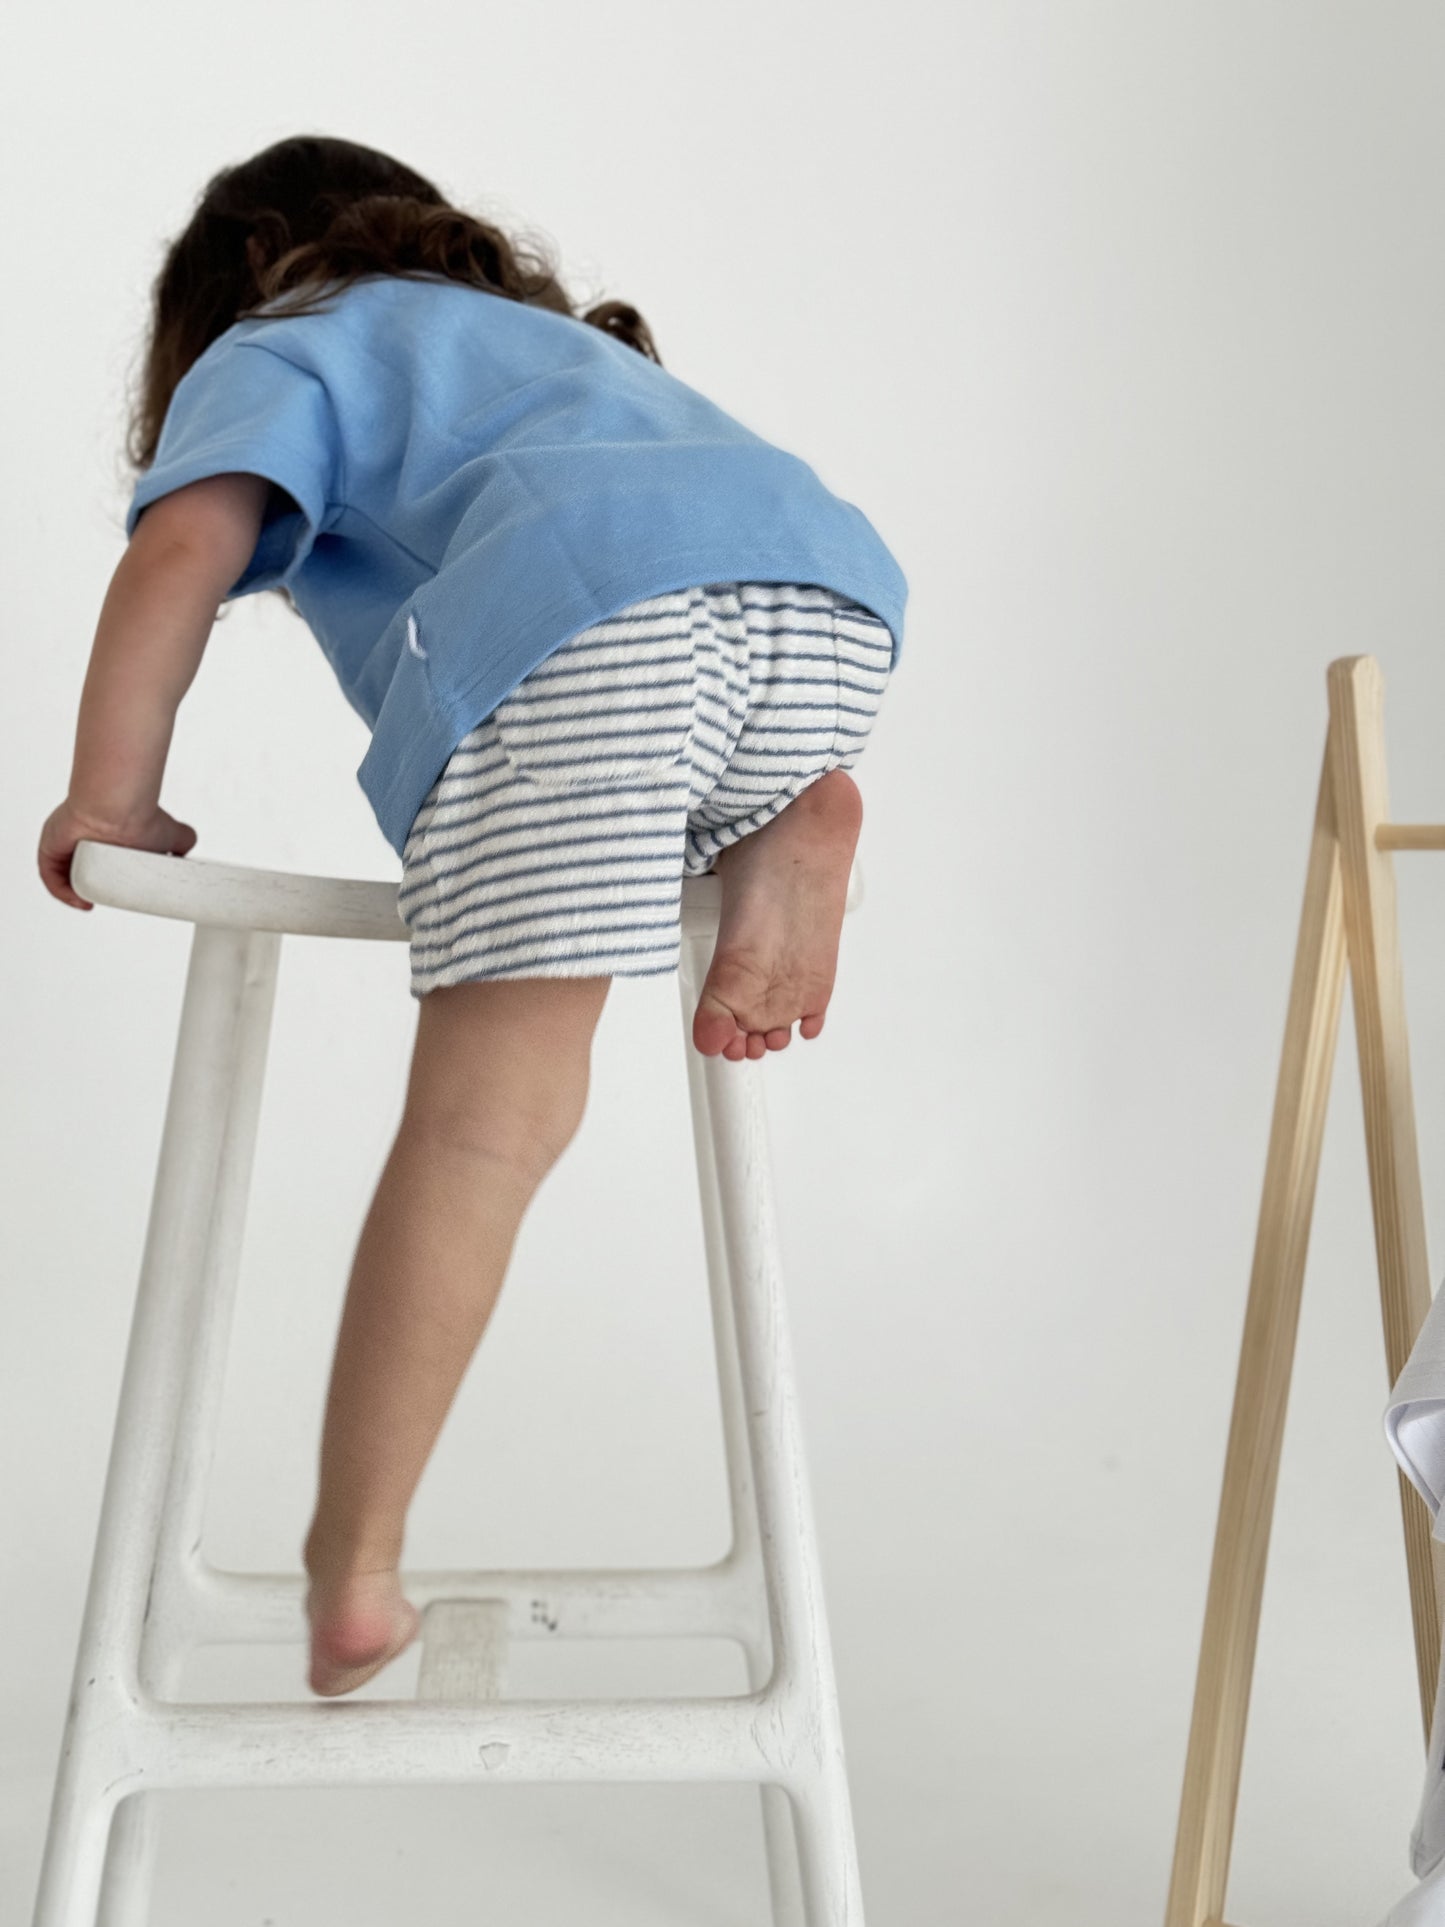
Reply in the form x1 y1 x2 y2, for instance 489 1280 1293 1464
38 799 198 911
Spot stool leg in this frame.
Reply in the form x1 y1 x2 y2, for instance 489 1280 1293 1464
786 1782 859 1926
678 942 865 1926
93 1800 156 1927
31 923 281 1927
678 938 806 1924
747 1652 809 1924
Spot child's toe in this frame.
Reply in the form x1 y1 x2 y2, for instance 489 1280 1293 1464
693 991 742 1057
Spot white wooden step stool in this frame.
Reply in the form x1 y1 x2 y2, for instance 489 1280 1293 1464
29 840 867 1926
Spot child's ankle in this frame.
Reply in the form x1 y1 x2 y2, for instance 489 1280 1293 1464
302 1519 403 1583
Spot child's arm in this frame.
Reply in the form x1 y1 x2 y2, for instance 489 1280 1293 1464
38 472 272 909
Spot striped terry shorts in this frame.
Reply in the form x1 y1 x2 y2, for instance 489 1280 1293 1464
397 580 894 994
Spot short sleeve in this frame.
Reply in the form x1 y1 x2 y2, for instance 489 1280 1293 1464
125 339 339 599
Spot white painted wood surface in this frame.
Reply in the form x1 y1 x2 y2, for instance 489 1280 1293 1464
30 845 866 1926
68 839 863 941
415 1601 509 1704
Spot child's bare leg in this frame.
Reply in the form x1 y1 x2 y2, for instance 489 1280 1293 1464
693 769 863 1061
300 973 611 1695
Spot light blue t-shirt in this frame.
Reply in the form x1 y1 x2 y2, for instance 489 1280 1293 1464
125 272 909 857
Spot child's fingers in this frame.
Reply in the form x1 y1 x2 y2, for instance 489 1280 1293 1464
38 846 94 911
159 811 198 856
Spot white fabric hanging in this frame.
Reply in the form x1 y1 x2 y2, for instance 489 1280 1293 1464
1378 1279 1445 1922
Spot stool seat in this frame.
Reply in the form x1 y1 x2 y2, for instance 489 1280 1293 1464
33 838 869 1926
69 839 865 941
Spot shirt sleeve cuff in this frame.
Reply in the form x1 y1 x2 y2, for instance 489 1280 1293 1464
125 441 329 599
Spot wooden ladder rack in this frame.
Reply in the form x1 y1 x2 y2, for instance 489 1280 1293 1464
1166 654 1445 1926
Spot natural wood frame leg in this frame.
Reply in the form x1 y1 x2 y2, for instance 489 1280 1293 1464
1328 656 1442 1715
1164 656 1442 1927
1163 701 1349 1927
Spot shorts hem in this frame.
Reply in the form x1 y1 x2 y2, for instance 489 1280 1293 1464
410 951 681 995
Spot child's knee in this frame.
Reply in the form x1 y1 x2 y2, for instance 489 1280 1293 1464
506 1065 592 1174
403 1095 582 1183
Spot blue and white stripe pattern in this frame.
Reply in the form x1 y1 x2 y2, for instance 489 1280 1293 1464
397 580 894 993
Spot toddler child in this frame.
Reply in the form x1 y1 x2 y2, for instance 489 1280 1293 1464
37 134 906 1697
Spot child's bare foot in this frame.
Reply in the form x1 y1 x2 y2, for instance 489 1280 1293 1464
693 769 863 1060
304 1556 420 1698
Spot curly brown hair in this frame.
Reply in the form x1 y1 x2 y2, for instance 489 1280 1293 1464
127 133 662 472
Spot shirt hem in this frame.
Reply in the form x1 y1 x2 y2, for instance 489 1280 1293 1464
356 542 907 858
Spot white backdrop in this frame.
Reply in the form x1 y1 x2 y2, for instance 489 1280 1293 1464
5 4 1445 1923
